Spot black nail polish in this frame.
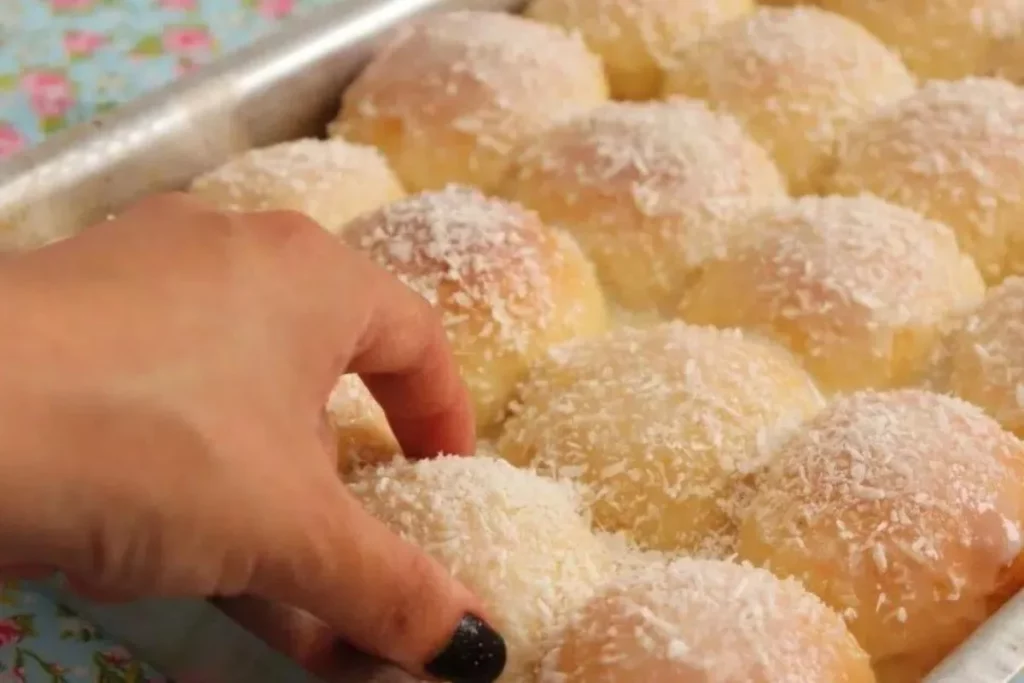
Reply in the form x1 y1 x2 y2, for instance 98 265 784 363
425 614 507 683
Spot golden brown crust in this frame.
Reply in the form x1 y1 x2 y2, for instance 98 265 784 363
738 390 1024 676
678 195 985 392
498 99 787 314
332 11 608 193
663 6 915 195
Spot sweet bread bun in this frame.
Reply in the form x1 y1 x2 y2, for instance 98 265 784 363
343 185 608 433
497 99 787 314
331 11 608 193
662 6 915 195
523 0 753 100
188 138 403 235
817 0 1024 80
943 277 1024 437
737 390 1024 678
539 558 875 683
678 195 985 393
326 375 399 472
348 455 615 682
498 322 824 555
825 77 1024 284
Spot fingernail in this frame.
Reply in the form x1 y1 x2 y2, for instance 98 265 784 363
425 614 506 683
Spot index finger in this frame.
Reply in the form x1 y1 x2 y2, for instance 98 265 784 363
246 211 475 459
346 251 476 459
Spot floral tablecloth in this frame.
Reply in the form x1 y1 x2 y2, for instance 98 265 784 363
1 1 343 680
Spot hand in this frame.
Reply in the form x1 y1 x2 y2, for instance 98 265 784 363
0 194 506 683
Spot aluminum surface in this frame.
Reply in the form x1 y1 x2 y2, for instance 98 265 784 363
1 0 1022 679
0 0 523 251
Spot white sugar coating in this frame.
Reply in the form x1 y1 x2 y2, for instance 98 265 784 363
738 389 1024 676
826 77 1024 283
945 276 1024 437
497 99 787 314
188 138 404 234
679 194 986 393
347 455 617 683
817 0 1024 79
343 185 608 433
498 322 824 556
538 558 875 683
524 0 753 100
325 375 398 472
662 6 915 195
332 11 608 192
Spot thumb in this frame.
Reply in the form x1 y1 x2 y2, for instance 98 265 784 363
249 476 507 683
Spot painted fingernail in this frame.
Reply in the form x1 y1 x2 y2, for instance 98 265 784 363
424 614 506 683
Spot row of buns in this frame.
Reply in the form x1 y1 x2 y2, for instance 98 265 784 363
185 3 1024 681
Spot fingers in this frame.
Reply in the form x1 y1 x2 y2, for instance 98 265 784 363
251 475 506 682
243 211 475 459
346 257 476 458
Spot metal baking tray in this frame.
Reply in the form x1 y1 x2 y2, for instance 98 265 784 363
1 0 1023 680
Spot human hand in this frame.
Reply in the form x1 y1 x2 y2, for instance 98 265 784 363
0 194 506 683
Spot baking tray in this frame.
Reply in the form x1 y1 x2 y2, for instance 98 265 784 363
1 0 1023 680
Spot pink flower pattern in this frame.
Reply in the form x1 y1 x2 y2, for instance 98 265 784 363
259 0 296 19
63 30 107 58
162 26 214 56
0 619 23 648
49 0 96 10
0 0 335 161
158 0 198 9
21 71 75 119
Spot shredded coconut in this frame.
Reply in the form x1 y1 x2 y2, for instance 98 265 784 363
347 455 617 682
334 10 607 189
344 185 559 354
828 77 1024 282
678 194 985 391
189 138 402 232
524 0 753 99
499 321 823 557
817 0 1024 79
740 389 1024 662
947 276 1024 436
538 557 870 683
664 6 914 192
500 99 786 311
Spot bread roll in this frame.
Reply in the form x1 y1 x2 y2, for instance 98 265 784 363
498 99 787 314
663 6 915 195
348 455 615 682
344 185 608 433
189 138 403 235
332 11 608 193
326 375 399 472
499 322 823 555
678 195 985 392
826 77 1024 284
540 558 875 683
738 390 1024 678
944 276 1024 437
524 0 753 100
817 0 1024 80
